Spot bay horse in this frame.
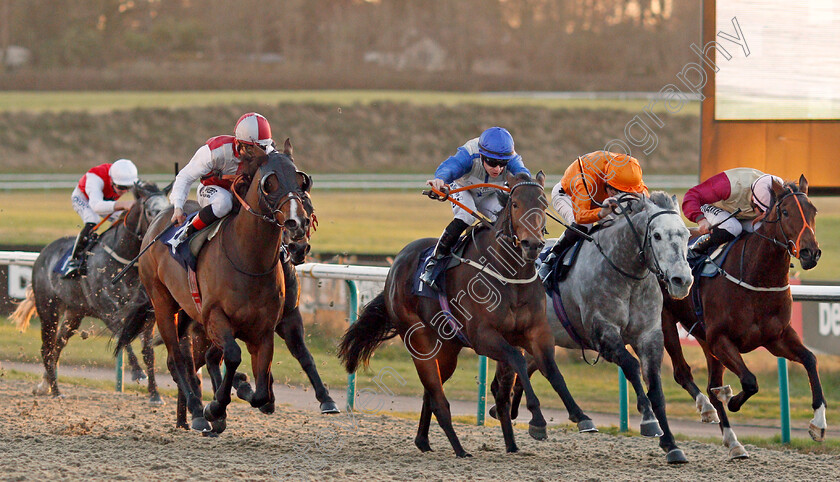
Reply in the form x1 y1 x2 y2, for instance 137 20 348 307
339 172 596 457
661 175 824 459
489 192 693 464
124 142 311 433
9 182 170 403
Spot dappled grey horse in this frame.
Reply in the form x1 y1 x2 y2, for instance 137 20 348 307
10 182 170 403
491 192 693 464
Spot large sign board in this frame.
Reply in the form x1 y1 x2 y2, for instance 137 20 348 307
701 1 840 192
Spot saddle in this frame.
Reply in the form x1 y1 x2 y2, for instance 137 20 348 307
55 233 100 276
160 213 226 271
412 225 485 300
687 233 742 332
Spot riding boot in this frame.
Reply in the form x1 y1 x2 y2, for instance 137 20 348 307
420 218 469 291
548 223 588 258
690 227 736 256
62 222 96 278
168 206 218 253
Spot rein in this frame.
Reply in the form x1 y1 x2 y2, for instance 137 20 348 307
753 189 813 259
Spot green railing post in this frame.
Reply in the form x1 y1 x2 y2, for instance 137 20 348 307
345 280 359 412
115 348 124 392
477 355 488 426
778 357 791 444
618 367 628 432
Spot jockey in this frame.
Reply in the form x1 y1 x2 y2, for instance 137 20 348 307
63 159 139 277
546 150 648 258
683 167 783 254
420 126 530 291
167 112 275 251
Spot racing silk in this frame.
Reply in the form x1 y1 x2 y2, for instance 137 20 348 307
77 163 121 216
558 151 649 225
170 135 243 210
682 168 765 223
434 138 529 197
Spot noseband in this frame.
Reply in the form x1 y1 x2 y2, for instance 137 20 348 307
754 188 813 259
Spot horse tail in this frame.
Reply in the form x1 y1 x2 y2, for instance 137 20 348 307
338 292 396 373
9 286 37 332
113 287 154 356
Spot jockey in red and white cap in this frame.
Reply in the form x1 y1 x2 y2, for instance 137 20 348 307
63 159 139 277
683 167 783 254
167 112 274 251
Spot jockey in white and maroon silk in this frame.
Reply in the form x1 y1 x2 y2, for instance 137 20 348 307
63 159 139 277
683 167 783 255
167 112 276 251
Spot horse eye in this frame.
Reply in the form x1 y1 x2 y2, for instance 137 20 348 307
653 232 662 241
512 201 518 209
782 209 789 217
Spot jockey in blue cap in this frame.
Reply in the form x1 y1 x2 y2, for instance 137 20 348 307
420 127 530 291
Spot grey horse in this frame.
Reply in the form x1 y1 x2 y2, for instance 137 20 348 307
490 191 693 464
10 182 170 403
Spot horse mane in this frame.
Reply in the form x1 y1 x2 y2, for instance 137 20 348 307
648 190 679 212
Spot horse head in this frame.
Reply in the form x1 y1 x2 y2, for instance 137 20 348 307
503 171 547 262
241 139 312 263
642 192 692 299
762 175 820 270
124 181 170 239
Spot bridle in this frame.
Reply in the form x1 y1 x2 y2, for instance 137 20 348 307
753 187 814 259
595 194 680 281
497 181 546 249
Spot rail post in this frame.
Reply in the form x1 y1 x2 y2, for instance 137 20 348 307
477 355 488 425
619 368 629 432
345 280 359 411
778 357 791 444
115 348 124 392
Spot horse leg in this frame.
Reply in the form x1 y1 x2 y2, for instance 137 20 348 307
205 344 224 394
488 361 520 453
140 323 163 406
526 337 596 434
276 309 338 414
707 335 758 413
123 344 146 383
176 388 188 429
705 351 748 459
598 328 661 437
203 315 241 423
414 345 461 453
151 285 209 433
765 326 827 442
634 334 688 464
662 312 718 423
473 329 549 440
246 334 275 413
36 305 62 397
46 312 84 398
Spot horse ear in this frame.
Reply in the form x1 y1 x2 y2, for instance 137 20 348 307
284 138 293 156
162 181 174 196
296 170 313 193
506 172 517 187
671 194 680 212
799 174 809 195
535 170 545 187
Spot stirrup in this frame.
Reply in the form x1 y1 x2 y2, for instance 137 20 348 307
167 224 191 253
420 258 440 290
61 259 82 278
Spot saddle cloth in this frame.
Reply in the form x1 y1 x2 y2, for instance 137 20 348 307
160 213 225 271
411 226 485 299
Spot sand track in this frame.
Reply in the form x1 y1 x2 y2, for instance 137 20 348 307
0 378 835 481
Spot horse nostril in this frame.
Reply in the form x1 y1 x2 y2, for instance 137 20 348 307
816 249 822 261
284 219 299 231
671 276 685 286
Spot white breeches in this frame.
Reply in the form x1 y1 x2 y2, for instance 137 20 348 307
449 184 504 224
551 192 600 229
700 204 755 236
71 187 119 225
197 184 234 218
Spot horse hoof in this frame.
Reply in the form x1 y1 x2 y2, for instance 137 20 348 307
260 401 275 414
203 402 224 422
51 393 65 400
202 431 219 438
528 424 547 441
809 422 826 442
320 401 340 414
711 385 733 404
236 382 254 402
701 410 720 424
414 438 433 453
577 419 598 433
666 448 688 464
190 417 212 433
456 451 473 458
488 405 499 420
232 372 249 389
506 444 519 454
640 420 664 438
728 444 749 460
148 395 165 407
211 417 227 434
132 372 148 383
